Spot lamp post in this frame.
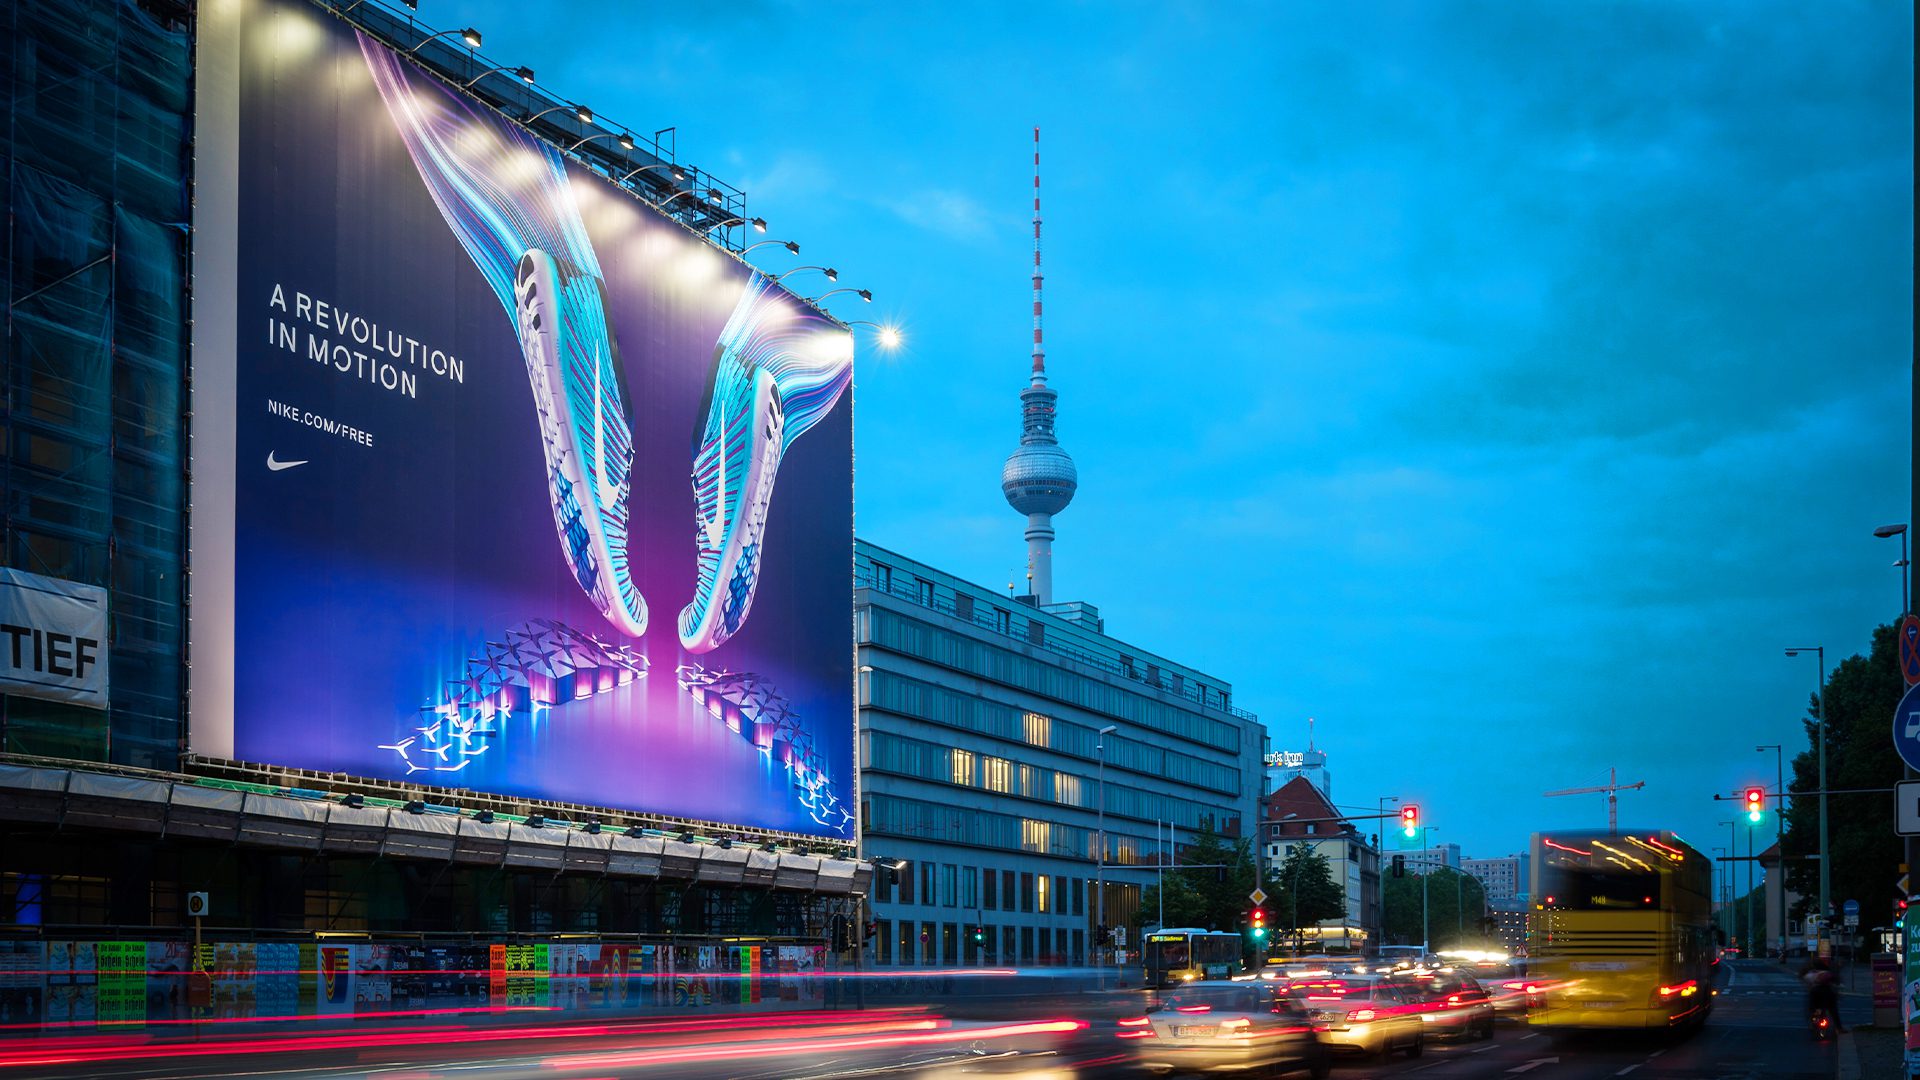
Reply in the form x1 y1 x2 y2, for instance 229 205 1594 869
462 64 535 89
566 131 634 154
408 26 482 54
1713 846 1729 934
619 162 687 185
1096 725 1116 974
1875 523 1910 615
1420 826 1439 955
1377 795 1399 947
1786 645 1829 951
1757 744 1783 955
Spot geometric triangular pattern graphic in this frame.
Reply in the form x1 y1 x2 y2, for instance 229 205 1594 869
676 663 850 835
381 618 648 776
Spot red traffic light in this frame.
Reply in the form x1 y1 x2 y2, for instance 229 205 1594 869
1251 907 1266 924
1400 805 1419 834
1744 787 1764 821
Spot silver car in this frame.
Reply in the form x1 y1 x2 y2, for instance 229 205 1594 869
1296 976 1424 1059
1391 970 1497 1040
1122 982 1329 1077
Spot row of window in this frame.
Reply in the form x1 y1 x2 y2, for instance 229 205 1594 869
864 608 1243 753
861 554 1241 717
863 794 1088 859
862 668 1242 794
864 729 1228 830
871 919 1086 967
872 859 1087 917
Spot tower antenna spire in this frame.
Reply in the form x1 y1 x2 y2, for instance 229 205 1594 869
1001 126 1077 606
1032 125 1045 383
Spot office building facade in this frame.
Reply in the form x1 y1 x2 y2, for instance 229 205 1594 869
858 540 1265 965
1462 854 1530 905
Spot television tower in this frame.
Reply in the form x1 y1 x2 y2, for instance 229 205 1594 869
1000 127 1078 606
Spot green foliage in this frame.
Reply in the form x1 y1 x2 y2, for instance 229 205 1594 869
1381 868 1489 949
1781 623 1905 931
1136 819 1260 934
1265 843 1346 943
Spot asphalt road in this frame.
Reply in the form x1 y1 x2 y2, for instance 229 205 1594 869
0 960 1862 1079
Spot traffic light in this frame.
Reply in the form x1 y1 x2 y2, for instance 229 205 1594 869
1401 804 1419 837
1392 854 1406 878
1745 787 1765 822
1097 923 1110 947
1250 907 1268 940
972 925 985 944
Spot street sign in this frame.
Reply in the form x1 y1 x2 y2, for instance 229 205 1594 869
1113 926 1127 947
1901 614 1920 687
1895 681 1920 772
1845 899 1861 918
1248 886 1268 906
1900 783 1920 837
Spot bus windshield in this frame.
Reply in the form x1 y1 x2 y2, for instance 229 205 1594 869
1540 866 1661 910
1147 939 1190 970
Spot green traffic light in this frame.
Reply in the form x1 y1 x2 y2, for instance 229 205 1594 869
1748 810 1762 823
1252 928 1267 939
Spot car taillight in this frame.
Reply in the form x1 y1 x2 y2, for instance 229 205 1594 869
1446 994 1463 1006
1502 981 1525 990
1347 1008 1377 1022
1117 1016 1155 1040
1219 1018 1251 1033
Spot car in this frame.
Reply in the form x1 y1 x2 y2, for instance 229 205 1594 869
1468 964 1536 1018
1294 976 1424 1059
1391 969 1496 1040
1119 982 1329 1077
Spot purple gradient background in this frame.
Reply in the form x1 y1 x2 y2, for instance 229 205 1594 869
223 0 853 835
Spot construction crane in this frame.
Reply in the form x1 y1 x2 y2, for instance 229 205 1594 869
1543 767 1645 834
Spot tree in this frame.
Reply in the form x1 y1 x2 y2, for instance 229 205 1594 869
1134 819 1260 935
1382 868 1488 949
1781 622 1904 934
1265 843 1345 951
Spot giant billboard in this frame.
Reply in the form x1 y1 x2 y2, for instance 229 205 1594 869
189 0 854 838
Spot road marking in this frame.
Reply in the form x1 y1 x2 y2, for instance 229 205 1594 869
1508 1059 1560 1074
1616 1067 1640 1076
1519 1032 1540 1040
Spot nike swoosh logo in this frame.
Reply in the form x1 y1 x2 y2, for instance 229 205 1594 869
266 452 308 471
592 346 623 509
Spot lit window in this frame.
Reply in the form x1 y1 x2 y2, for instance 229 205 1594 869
1022 819 1052 853
1037 874 1051 913
951 749 976 787
1055 772 1081 806
983 757 1012 793
1022 712 1051 747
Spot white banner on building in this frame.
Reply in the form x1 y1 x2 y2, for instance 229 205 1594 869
0 567 109 710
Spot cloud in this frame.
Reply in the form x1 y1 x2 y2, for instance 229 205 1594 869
877 188 1002 243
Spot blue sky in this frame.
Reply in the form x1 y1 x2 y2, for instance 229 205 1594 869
428 0 1912 862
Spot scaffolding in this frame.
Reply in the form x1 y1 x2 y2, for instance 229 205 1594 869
1 0 192 769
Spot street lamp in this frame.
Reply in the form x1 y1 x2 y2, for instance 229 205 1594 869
1785 646 1828 949
1875 523 1910 614
1756 744 1783 955
1096 724 1116 972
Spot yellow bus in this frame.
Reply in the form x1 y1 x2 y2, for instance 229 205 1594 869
1525 829 1716 1032
1143 929 1244 988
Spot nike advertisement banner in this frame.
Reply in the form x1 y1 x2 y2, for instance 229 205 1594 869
0 568 110 711
189 0 853 837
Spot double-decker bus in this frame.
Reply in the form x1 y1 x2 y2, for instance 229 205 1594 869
1143 929 1244 987
1526 829 1715 1032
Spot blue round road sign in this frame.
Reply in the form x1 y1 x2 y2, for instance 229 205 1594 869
1895 681 1920 772
1844 899 1860 917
